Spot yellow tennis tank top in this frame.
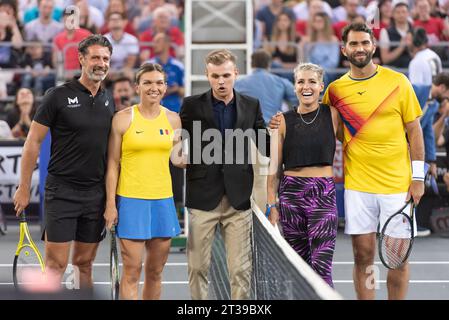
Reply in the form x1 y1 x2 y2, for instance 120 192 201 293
117 105 174 199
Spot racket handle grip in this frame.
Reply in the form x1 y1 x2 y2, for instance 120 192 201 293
18 211 26 222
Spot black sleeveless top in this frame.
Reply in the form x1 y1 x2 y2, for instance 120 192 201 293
282 104 336 170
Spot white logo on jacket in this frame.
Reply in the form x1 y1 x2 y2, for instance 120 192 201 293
67 96 81 108
68 97 78 104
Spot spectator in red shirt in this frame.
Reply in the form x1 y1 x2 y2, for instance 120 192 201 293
139 6 184 62
53 9 91 77
413 0 449 44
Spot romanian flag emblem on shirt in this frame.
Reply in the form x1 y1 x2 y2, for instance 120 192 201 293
159 129 170 135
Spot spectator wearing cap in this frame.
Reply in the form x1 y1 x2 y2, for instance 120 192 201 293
139 6 184 62
104 11 139 75
24 0 63 49
379 0 413 68
53 8 91 77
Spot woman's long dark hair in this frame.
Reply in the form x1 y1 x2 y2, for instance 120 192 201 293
14 87 37 118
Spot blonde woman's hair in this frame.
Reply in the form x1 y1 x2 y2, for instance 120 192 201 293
293 63 324 83
205 49 237 66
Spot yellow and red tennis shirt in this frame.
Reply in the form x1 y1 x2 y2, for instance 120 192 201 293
322 65 422 194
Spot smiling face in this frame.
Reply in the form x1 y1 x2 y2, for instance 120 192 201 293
206 60 238 102
295 69 324 109
79 44 111 82
136 70 167 105
342 30 376 69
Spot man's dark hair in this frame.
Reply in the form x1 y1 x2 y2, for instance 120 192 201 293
434 73 449 88
251 49 272 69
112 76 133 91
78 34 113 56
342 22 374 44
412 27 428 48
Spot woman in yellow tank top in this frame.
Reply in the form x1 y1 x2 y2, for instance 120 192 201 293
104 63 184 300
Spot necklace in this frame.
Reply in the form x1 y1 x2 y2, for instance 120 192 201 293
298 106 320 125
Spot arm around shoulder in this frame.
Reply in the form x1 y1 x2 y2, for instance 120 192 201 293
329 105 343 142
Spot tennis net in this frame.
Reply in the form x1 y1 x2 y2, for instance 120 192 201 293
208 202 343 300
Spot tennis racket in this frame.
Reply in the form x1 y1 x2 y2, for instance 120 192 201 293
12 211 45 288
110 225 120 300
378 200 415 270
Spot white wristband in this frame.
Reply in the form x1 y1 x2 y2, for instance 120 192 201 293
412 160 425 181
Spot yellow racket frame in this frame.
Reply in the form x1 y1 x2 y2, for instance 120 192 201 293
13 212 46 284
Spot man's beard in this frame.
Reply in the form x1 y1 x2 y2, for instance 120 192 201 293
347 50 374 68
87 67 108 81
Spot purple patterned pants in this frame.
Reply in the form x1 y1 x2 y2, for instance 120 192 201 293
278 175 338 287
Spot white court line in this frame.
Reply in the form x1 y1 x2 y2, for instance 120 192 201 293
0 262 187 267
333 261 449 265
0 281 189 286
2 261 449 267
334 280 449 284
1 280 449 286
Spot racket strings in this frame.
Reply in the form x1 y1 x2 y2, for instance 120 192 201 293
110 235 120 299
380 234 412 269
16 247 44 285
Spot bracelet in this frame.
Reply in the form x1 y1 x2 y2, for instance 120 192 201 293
265 203 277 217
412 160 425 181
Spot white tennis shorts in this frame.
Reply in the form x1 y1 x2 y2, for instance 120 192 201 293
344 190 417 237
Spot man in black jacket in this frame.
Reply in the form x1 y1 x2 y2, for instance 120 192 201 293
180 49 270 300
